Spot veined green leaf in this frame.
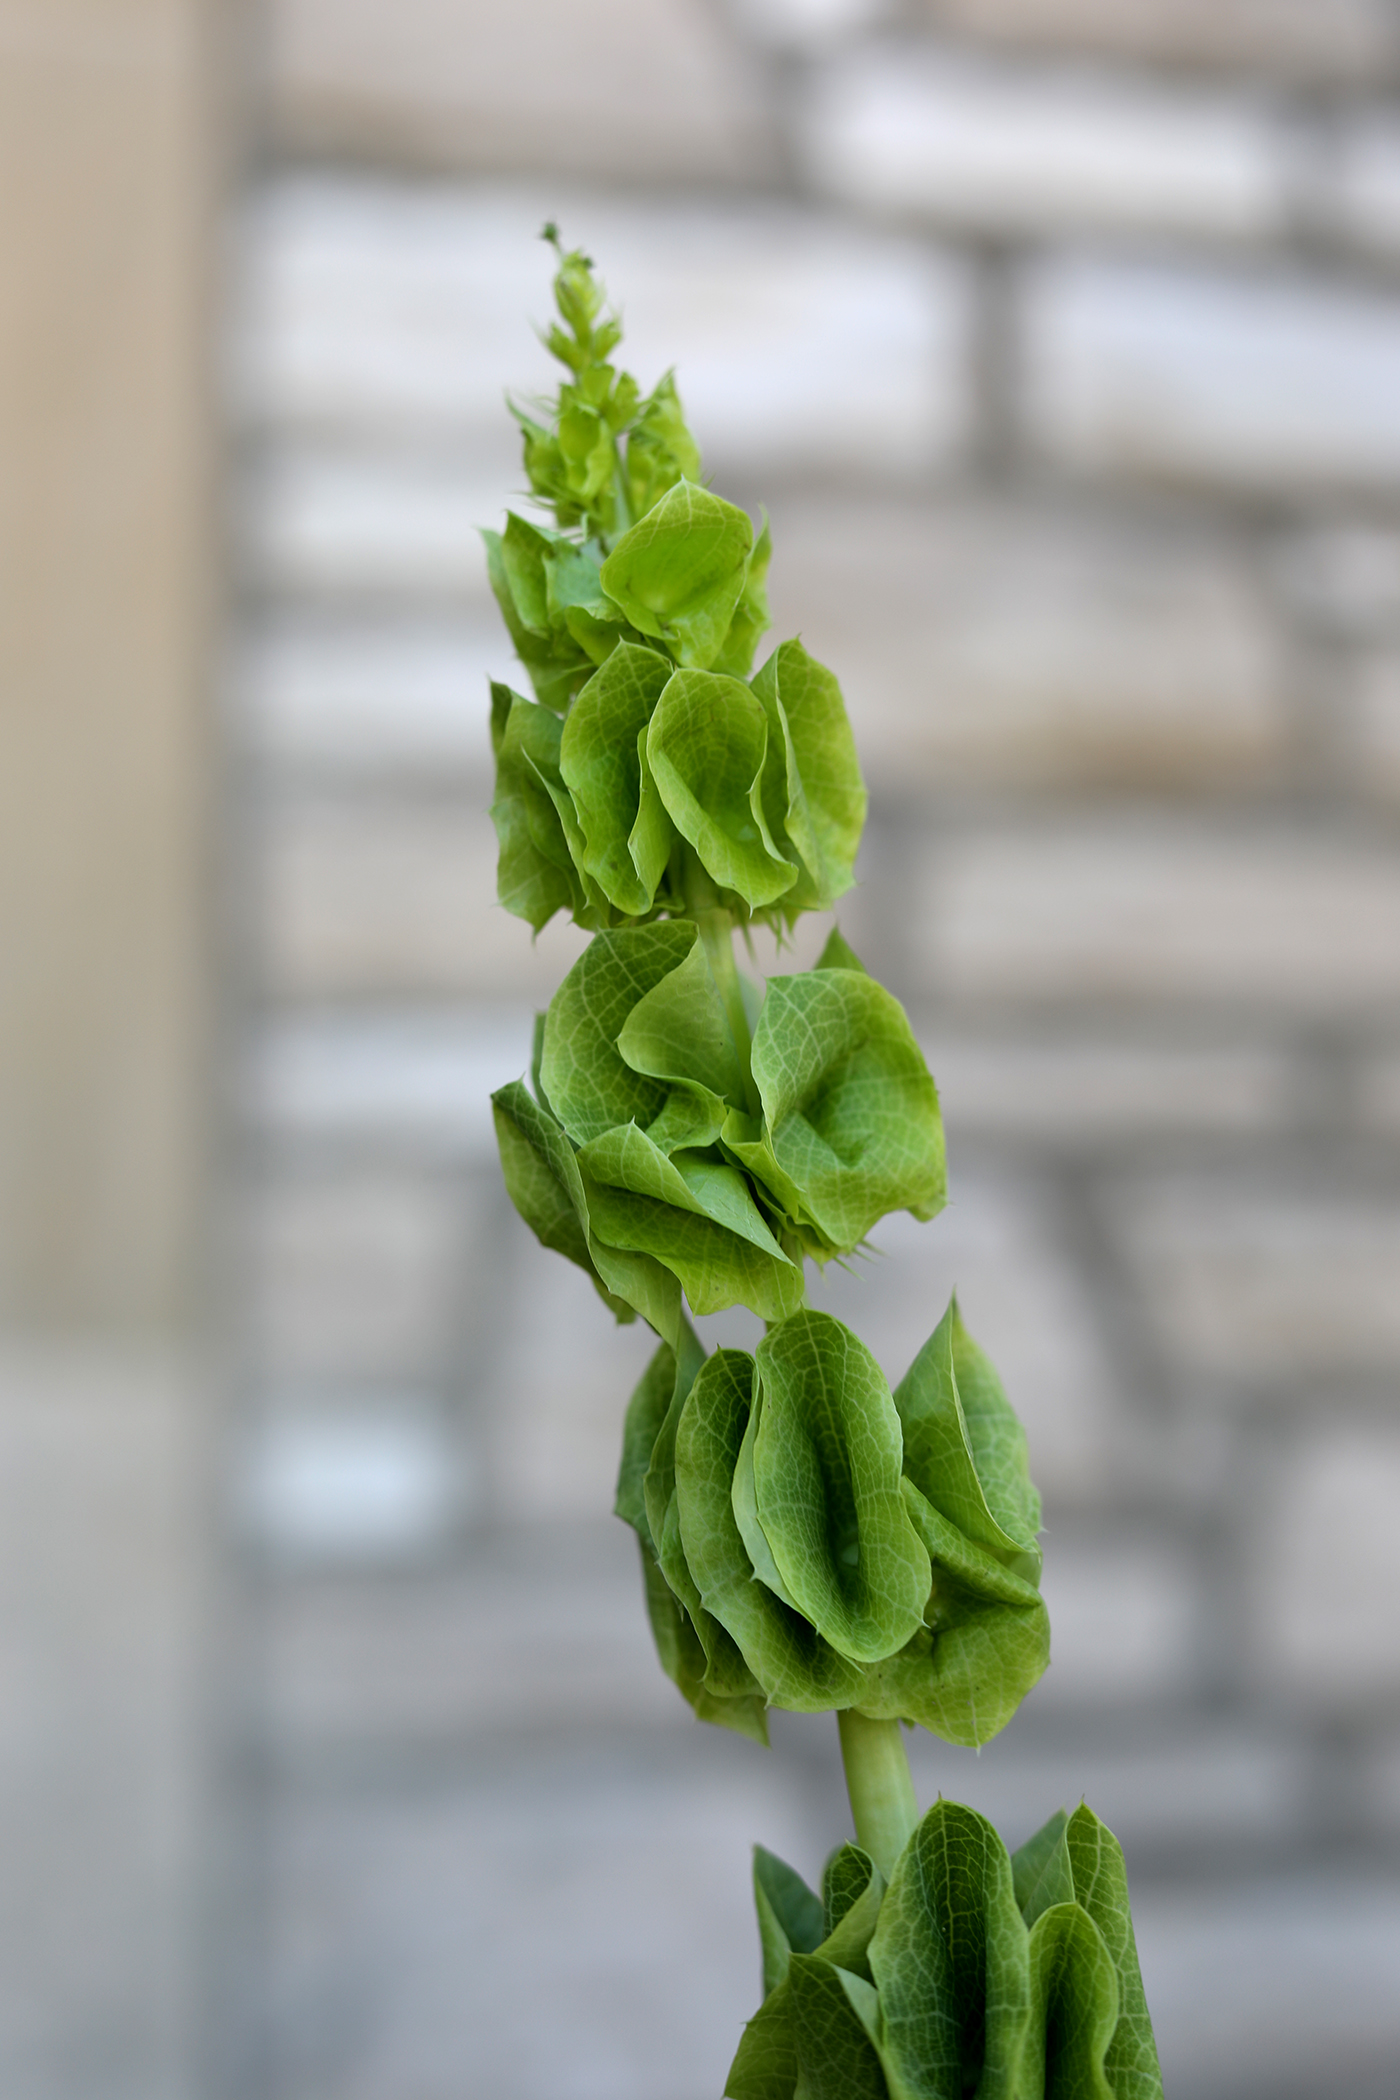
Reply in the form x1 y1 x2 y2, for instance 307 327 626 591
755 1847 826 2000
542 924 696 1144
626 370 702 523
870 1801 1031 2100
745 969 946 1253
559 644 674 915
713 513 773 680
816 926 868 974
617 919 748 1106
483 527 592 713
489 684 580 931
727 1985 799 2100
1027 1904 1119 2100
750 640 866 913
581 1133 803 1324
750 1313 931 1665
788 1955 889 2100
647 669 797 909
615 1338 676 1549
894 1299 1041 1575
1063 1808 1163 2100
1013 1812 1075 1931
490 1079 632 1320
600 479 753 669
637 1541 768 1745
675 1350 868 1712
847 1494 1050 1747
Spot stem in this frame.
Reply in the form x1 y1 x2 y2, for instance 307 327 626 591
685 863 761 1118
837 1710 919 1881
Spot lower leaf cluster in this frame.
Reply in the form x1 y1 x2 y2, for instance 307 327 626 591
730 1800 1163 2100
615 1303 1049 1750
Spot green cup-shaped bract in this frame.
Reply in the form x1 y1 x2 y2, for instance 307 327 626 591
615 1299 1049 1748
727 1800 1163 2100
494 927 948 1334
489 615 867 933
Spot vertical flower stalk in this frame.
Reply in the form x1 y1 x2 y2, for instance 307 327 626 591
485 229 1164 2098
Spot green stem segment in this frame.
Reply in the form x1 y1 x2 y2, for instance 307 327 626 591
837 1710 920 1881
695 905 761 1120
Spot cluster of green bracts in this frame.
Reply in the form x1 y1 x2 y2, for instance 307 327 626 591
486 230 1161 2100
732 1802 1159 2100
614 1302 1049 1751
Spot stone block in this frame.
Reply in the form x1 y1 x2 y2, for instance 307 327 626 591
1332 115 1400 253
248 1009 537 1163
803 44 1288 240
1116 1181 1400 1381
259 795 591 999
1022 256 1400 491
765 496 1286 792
241 179 972 478
920 1032 1298 1141
264 1749 818 2100
268 0 776 182
1131 1871 1400 2096
1246 1422 1400 1700
247 1172 475 1381
237 616 506 779
1358 1050 1400 1134
242 1396 467 1565
796 1179 1126 1502
1344 649 1400 801
927 0 1398 82
908 1723 1309 1854
915 820 1400 1013
485 1251 662 1521
266 1524 687 1747
243 445 509 604
0 1345 199 2100
1274 523 1400 640
1032 1535 1199 1704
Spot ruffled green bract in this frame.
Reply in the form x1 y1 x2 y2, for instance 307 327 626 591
728 1801 1163 2100
613 1301 1048 1747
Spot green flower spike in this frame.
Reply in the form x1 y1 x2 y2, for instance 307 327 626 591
484 234 1162 2100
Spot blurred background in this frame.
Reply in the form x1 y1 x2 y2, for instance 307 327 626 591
7 0 1400 2094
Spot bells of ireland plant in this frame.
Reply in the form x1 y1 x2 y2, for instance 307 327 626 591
483 227 1163 2100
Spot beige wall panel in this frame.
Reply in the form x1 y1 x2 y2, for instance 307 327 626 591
269 0 776 181
0 2 212 1331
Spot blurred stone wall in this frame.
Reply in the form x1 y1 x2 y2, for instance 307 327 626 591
0 3 227 2097
222 3 1400 2097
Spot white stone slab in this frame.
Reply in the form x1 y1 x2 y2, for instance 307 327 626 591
248 1007 538 1159
258 798 591 999
234 618 511 775
268 0 774 182
917 820 1400 1013
922 1033 1298 1140
932 0 1397 83
1118 1182 1400 1380
766 495 1286 791
1246 1421 1400 1699
804 44 1288 239
239 178 972 475
1023 255 1400 490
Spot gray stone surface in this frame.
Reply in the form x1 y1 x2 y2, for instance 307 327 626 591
804 42 1291 239
916 820 1400 1012
926 0 1400 80
1022 256 1400 490
0 1346 200 2100
218 0 1400 2089
268 0 776 181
